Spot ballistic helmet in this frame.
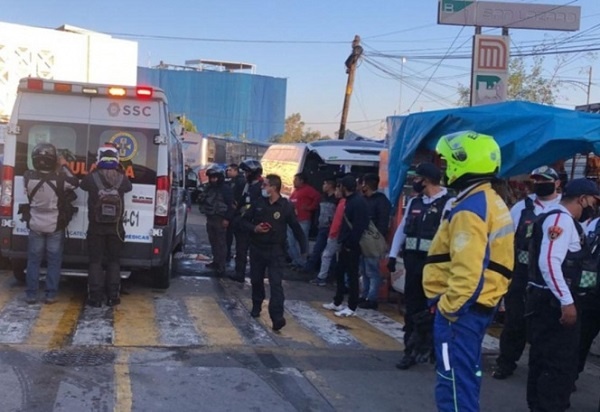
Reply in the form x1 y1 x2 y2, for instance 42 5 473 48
32 142 58 172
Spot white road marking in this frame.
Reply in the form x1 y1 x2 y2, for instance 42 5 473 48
0 298 40 344
355 309 405 343
285 300 361 348
155 297 204 346
72 306 114 346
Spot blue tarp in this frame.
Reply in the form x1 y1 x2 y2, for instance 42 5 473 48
137 67 286 142
387 101 600 206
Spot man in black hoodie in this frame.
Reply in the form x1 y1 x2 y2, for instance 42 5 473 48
358 173 391 310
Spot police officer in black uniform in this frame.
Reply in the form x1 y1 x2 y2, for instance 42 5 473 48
197 165 234 277
387 163 453 369
494 166 561 379
230 159 263 282
241 174 307 331
526 178 599 412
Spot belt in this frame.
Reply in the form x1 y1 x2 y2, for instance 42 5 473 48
426 253 512 280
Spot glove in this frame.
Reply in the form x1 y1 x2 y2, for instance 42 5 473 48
387 257 397 273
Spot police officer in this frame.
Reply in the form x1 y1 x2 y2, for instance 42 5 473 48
494 166 562 379
241 174 307 331
526 178 599 412
225 163 246 262
197 165 234 277
387 162 453 370
230 159 263 282
576 214 600 386
423 131 514 412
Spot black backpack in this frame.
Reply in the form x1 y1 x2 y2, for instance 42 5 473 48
92 172 123 224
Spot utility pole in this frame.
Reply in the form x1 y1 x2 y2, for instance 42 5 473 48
587 66 593 106
338 35 362 140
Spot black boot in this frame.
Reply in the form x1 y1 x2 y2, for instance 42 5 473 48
250 302 262 318
272 317 286 331
396 354 416 370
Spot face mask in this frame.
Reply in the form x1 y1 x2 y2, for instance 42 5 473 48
533 182 555 197
261 189 269 198
580 199 596 223
412 180 425 193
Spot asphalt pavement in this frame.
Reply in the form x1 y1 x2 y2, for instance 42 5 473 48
0 207 597 411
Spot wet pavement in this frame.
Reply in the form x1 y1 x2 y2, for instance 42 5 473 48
0 208 597 411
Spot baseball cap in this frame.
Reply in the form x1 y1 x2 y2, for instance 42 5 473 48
339 175 357 192
563 178 600 199
415 162 442 183
530 166 559 181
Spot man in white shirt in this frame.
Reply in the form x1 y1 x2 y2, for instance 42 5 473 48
494 166 561 379
526 178 599 412
387 163 453 370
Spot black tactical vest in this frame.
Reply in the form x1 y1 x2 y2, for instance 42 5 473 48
529 210 588 292
403 194 451 252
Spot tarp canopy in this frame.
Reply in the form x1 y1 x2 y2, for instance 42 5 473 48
387 101 600 206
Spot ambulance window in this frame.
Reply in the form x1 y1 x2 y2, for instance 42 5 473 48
25 125 78 170
91 127 158 185
169 133 183 187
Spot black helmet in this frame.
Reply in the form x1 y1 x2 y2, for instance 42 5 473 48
239 159 262 182
206 164 225 178
32 142 58 172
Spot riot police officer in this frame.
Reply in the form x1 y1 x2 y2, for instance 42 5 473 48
526 178 599 412
494 166 562 379
230 159 263 282
387 162 453 369
241 174 307 331
197 165 234 277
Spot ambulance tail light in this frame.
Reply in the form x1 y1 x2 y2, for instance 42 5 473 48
27 79 44 90
108 87 127 97
136 87 153 99
154 176 170 226
0 166 14 217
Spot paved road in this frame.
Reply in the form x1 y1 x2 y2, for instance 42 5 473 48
0 208 597 411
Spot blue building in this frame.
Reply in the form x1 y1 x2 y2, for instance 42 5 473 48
137 66 286 143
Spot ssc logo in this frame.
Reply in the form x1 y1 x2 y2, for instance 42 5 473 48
273 212 281 220
107 103 120 117
109 132 138 161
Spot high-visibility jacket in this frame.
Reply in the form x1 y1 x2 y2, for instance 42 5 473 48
423 182 515 319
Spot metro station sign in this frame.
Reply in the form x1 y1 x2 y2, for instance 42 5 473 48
438 0 581 31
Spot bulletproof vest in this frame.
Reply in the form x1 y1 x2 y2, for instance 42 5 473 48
529 210 588 292
403 194 451 252
200 185 227 216
580 219 600 295
514 197 538 266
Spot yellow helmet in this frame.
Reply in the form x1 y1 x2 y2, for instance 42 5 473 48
436 131 501 186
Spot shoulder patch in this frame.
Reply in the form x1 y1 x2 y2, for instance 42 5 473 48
548 225 563 241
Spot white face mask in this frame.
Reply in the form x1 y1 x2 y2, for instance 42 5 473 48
261 189 269 198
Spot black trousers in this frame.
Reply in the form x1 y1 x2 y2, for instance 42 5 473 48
527 290 580 412
333 246 360 311
402 251 429 352
206 215 227 272
87 232 122 301
226 223 234 261
497 265 528 372
577 307 600 375
249 244 285 321
234 223 250 276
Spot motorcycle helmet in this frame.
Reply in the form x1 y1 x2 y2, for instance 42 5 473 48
239 159 263 182
31 142 58 172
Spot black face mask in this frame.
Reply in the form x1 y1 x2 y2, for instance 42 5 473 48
533 182 555 197
580 204 596 223
413 180 425 193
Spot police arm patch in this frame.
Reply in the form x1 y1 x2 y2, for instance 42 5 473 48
548 225 563 241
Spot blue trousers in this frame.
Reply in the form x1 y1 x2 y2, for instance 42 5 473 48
433 307 494 412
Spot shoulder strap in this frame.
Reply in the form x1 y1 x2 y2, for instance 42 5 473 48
524 196 535 211
343 213 353 229
28 173 59 202
92 172 106 190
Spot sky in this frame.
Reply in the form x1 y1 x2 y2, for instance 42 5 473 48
4 0 600 138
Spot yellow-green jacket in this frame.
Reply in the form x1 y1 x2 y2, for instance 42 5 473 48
423 182 514 320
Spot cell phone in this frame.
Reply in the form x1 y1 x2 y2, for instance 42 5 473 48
261 222 272 229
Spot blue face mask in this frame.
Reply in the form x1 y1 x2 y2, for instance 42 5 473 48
261 189 269 198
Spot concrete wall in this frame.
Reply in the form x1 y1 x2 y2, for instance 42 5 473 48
0 22 137 121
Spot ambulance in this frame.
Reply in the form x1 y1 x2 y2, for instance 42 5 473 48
0 78 188 288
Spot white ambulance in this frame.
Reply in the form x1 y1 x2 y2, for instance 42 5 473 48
0 78 187 288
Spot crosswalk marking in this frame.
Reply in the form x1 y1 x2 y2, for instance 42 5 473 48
113 292 160 347
0 277 503 353
28 294 82 348
285 300 361 348
0 296 41 344
312 303 403 351
184 296 244 346
155 297 203 346
245 299 328 349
